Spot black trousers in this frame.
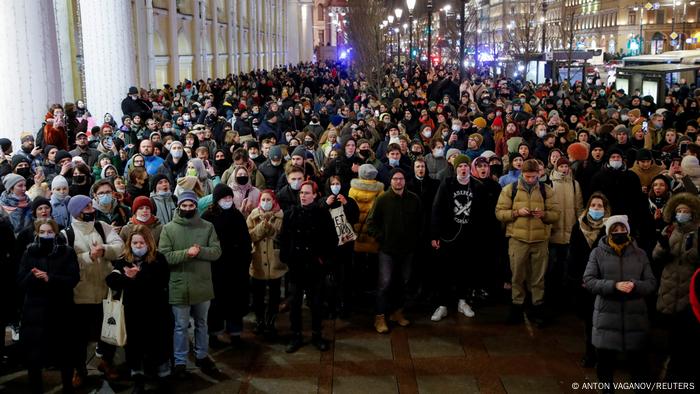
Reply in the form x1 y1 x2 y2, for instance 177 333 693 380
666 309 700 384
251 278 282 327
436 241 471 307
288 262 324 334
73 304 115 375
596 348 649 390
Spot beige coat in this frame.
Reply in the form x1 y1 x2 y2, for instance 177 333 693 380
495 179 560 243
247 207 287 280
62 220 124 304
549 171 583 244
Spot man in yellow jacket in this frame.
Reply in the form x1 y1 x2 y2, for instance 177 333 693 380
496 159 559 325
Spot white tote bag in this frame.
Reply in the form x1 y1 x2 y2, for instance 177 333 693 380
101 291 127 346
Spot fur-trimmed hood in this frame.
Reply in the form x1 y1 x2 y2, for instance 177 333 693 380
663 192 700 225
350 178 384 192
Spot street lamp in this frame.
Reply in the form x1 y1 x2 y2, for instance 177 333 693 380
427 0 433 69
395 8 403 65
407 0 416 63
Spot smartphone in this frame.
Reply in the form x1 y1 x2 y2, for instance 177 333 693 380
374 110 379 117
642 121 648 134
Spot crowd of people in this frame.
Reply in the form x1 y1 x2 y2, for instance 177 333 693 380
1 60 700 393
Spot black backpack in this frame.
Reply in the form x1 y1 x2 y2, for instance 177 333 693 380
64 221 107 247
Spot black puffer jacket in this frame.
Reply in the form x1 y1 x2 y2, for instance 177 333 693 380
279 202 338 267
583 237 657 351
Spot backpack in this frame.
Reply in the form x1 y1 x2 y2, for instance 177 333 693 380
64 221 107 247
510 180 547 204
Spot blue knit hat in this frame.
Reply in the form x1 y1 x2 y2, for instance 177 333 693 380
177 190 198 206
67 195 92 218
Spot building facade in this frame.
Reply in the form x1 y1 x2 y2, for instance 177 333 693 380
0 0 315 145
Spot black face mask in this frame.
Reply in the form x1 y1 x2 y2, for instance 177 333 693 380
38 237 55 253
81 211 96 222
610 233 629 245
214 159 227 168
179 208 196 219
305 140 315 148
73 174 86 184
16 167 31 178
236 176 249 185
359 149 371 158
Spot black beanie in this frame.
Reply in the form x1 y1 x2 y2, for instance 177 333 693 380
31 197 51 217
212 183 234 203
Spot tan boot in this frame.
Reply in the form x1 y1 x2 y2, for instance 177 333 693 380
389 309 410 327
374 314 389 334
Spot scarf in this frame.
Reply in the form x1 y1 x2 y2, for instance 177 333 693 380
607 237 631 256
579 213 606 248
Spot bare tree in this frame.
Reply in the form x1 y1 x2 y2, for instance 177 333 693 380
504 0 543 77
558 3 578 83
345 0 387 94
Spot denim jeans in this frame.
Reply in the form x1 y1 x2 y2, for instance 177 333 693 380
376 252 413 315
172 301 210 365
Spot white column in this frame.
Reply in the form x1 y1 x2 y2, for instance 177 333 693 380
226 0 235 75
167 0 179 84
80 0 136 121
145 0 156 86
0 1 62 145
192 0 203 79
53 0 75 103
299 0 314 63
210 0 218 78
286 0 300 65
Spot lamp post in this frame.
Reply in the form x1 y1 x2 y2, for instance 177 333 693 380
459 1 465 80
388 15 395 64
474 0 480 69
541 1 548 53
427 0 433 68
407 0 416 63
395 8 403 65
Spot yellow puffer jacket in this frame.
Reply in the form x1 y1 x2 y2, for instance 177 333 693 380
549 171 583 245
348 178 384 253
247 207 287 280
495 179 560 243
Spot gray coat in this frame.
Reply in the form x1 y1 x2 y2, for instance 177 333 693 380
583 237 657 351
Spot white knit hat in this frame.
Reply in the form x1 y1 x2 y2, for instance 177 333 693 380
51 175 68 189
604 215 630 234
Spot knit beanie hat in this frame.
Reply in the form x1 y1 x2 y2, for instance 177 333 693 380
132 196 154 213
567 142 590 162
555 157 570 168
681 155 700 174
55 150 72 164
31 197 51 216
51 175 69 190
43 144 57 156
2 173 24 191
359 164 378 180
150 173 170 193
480 150 496 159
177 190 198 206
446 148 461 160
509 152 524 163
11 155 30 170
628 108 641 118
473 117 487 129
291 145 306 158
212 183 234 203
67 195 92 218
453 154 471 169
605 215 630 234
469 133 484 149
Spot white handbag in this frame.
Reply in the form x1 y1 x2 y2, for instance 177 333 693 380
101 290 127 346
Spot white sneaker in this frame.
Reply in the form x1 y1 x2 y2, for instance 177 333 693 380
431 306 448 321
458 299 475 318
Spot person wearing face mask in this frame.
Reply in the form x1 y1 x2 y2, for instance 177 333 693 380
590 149 655 253
280 180 338 352
119 196 162 245
652 193 700 383
49 175 72 228
584 215 656 390
159 191 222 378
105 226 171 392
320 176 360 317
227 165 261 217
276 165 305 211
10 155 35 190
202 184 252 349
258 145 286 190
567 192 611 368
247 190 285 336
496 159 560 326
120 86 152 121
62 195 125 386
377 144 413 189
17 218 79 394
91 180 130 233
424 139 447 179
0 173 33 233
156 141 188 189
547 158 583 312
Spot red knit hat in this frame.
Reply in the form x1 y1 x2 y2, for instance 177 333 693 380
555 157 570 168
491 116 503 128
566 142 590 162
132 196 153 213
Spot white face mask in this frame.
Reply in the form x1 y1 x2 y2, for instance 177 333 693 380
389 137 400 145
171 149 183 159
330 184 341 195
536 129 547 138
433 148 444 157
452 125 461 132
249 153 259 159
260 200 273 211
609 160 623 169
422 130 432 138
218 200 234 210
136 213 151 222
290 179 302 190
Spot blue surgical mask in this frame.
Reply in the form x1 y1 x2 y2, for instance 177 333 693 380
389 158 400 167
588 209 605 221
260 200 273 211
676 212 692 223
290 179 302 191
98 194 113 206
131 246 148 257
330 185 341 195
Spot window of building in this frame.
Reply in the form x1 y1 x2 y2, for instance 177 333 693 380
318 5 324 21
656 10 665 25
629 11 636 26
